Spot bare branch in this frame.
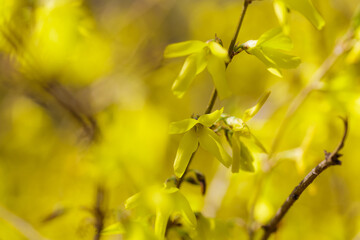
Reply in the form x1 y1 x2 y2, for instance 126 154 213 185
261 118 348 240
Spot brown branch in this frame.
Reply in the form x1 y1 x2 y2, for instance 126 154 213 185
261 118 348 240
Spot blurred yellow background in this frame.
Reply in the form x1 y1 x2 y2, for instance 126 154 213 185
0 0 360 239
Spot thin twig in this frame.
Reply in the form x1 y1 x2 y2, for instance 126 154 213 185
261 118 348 240
176 0 251 188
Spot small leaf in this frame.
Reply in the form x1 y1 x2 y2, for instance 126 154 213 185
198 108 224 127
239 138 255 172
208 41 229 61
242 91 270 122
198 127 231 167
280 0 325 30
174 129 199 178
172 55 198 98
164 40 206 58
232 133 255 172
207 55 231 99
231 133 241 173
169 118 198 134
101 222 125 236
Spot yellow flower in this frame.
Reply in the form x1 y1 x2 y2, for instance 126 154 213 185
164 40 231 99
169 108 231 178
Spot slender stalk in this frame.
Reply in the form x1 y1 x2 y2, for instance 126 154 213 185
246 29 354 237
176 0 251 188
261 118 348 240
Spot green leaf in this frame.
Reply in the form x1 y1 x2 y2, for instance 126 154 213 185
101 222 125 236
207 55 231 99
173 129 199 178
280 0 325 30
164 40 206 58
231 133 241 173
231 133 255 172
242 91 270 122
198 108 224 127
198 127 231 167
208 41 229 61
172 54 198 98
169 118 198 134
238 138 255 172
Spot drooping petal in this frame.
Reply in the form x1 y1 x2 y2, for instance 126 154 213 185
273 0 289 27
257 28 293 51
280 0 325 30
262 47 301 69
125 192 142 209
208 41 229 61
101 222 125 235
154 208 171 240
198 127 231 167
267 67 283 78
172 54 198 98
195 47 208 74
173 129 199 178
197 108 224 127
207 55 231 100
169 118 198 134
173 191 197 228
164 40 206 58
242 91 270 122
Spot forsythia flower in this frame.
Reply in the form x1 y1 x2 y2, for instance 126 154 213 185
226 92 270 173
169 108 231 178
164 40 231 99
125 184 196 240
241 28 301 77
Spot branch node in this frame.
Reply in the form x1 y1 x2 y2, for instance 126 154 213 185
291 193 299 200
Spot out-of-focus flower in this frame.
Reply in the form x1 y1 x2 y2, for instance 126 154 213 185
273 0 325 31
125 183 196 240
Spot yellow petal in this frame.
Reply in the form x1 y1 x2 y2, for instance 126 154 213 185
198 108 224 127
242 92 270 122
198 127 231 167
207 55 231 100
207 41 229 61
173 129 199 178
164 40 206 58
172 55 198 98
169 118 198 134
